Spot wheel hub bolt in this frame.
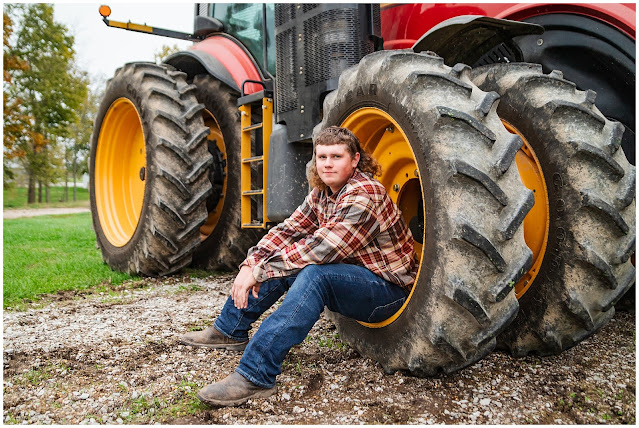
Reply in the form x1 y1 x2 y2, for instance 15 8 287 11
139 167 146 181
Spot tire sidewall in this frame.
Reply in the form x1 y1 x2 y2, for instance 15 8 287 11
90 67 157 271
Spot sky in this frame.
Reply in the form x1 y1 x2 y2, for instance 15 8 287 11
52 3 196 88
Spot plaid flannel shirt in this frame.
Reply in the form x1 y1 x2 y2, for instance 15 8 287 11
241 170 417 290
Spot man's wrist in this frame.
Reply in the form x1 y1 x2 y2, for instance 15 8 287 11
252 263 265 283
252 263 270 283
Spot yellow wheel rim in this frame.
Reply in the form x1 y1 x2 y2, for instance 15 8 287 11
199 109 227 240
504 120 550 298
95 98 146 247
341 107 422 328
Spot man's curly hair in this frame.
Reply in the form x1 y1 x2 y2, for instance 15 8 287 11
307 126 382 192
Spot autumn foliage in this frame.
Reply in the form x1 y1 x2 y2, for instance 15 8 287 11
3 4 88 202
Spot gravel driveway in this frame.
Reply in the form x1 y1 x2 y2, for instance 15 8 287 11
3 207 90 219
3 273 635 424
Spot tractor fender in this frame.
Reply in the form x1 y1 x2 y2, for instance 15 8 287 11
412 15 543 66
164 34 264 95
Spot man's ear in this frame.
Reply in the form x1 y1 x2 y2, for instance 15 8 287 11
353 152 361 167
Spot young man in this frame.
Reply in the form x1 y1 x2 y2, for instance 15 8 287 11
180 126 417 407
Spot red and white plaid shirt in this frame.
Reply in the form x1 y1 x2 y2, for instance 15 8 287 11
242 170 417 290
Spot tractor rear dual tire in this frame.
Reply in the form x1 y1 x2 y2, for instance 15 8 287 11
90 63 212 276
472 63 636 356
316 50 534 376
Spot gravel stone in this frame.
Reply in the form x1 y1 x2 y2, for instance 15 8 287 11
3 273 635 424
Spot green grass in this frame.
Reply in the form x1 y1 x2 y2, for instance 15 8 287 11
3 212 134 308
3 185 90 209
112 381 207 424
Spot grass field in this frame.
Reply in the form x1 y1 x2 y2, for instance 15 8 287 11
3 212 135 308
3 185 90 209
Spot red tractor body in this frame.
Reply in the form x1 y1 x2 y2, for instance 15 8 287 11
381 3 635 49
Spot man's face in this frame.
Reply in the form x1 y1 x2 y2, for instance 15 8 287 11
316 143 360 193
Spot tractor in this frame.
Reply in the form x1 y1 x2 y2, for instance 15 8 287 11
91 3 635 376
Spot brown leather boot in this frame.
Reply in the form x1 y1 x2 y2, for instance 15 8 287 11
197 372 277 407
179 326 248 351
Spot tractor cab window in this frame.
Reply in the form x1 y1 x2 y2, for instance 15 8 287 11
210 3 275 76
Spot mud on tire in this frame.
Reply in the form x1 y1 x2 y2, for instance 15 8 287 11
90 63 212 276
472 63 636 356
316 50 534 375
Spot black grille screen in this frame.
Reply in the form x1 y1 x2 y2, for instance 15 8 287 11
274 4 379 141
275 28 298 112
302 4 318 13
303 9 374 87
275 4 296 27
372 4 381 35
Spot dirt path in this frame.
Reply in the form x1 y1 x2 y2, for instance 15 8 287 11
2 274 636 424
3 207 90 219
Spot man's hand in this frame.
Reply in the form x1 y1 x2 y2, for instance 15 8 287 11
230 265 260 309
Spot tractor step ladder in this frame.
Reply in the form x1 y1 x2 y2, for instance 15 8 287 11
238 87 273 229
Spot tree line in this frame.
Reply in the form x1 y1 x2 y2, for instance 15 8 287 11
3 4 97 204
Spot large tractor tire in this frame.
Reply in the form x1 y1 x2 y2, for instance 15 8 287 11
315 50 534 376
471 63 636 356
190 75 264 270
90 63 212 276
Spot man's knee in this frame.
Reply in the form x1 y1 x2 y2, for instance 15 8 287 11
297 264 337 287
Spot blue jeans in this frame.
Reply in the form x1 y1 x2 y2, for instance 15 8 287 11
213 263 408 388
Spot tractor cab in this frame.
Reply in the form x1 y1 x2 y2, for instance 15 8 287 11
197 3 276 76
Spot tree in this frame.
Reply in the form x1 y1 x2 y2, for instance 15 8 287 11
154 44 180 63
5 4 87 203
3 8 30 189
62 75 99 202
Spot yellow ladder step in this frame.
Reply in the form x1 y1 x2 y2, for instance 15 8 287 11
242 223 266 229
242 123 263 132
242 155 264 164
242 189 264 196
